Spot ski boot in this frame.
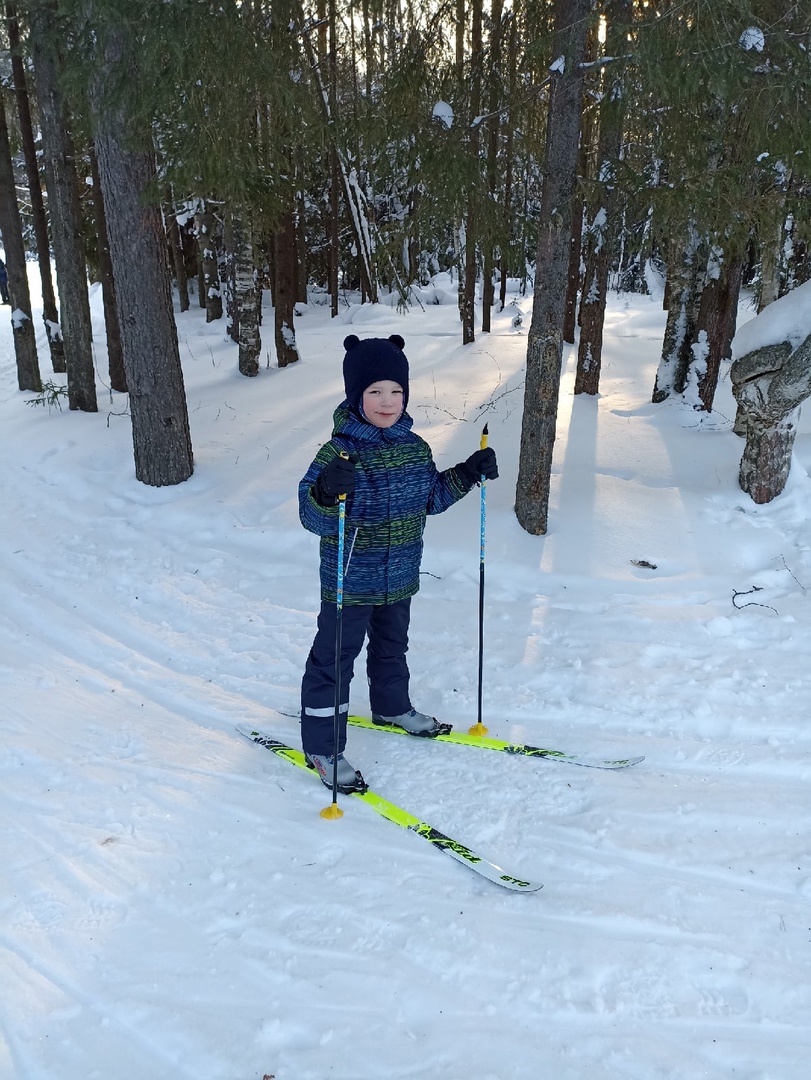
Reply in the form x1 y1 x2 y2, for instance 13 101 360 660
371 708 452 738
305 751 368 794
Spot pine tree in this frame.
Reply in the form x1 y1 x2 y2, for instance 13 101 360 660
5 0 63 371
515 0 591 535
574 0 632 396
0 89 41 392
85 9 193 486
28 0 96 412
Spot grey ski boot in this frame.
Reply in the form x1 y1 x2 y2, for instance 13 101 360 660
305 751 368 794
371 708 452 738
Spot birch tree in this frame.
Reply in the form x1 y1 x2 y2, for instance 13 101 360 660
233 212 261 377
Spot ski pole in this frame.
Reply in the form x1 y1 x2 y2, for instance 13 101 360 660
321 452 349 820
469 424 489 737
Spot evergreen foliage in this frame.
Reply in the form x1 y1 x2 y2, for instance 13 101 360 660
4 0 811 501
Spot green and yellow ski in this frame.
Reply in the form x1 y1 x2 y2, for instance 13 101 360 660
237 725 542 893
349 714 644 769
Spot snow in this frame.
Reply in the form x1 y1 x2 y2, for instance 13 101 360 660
731 277 811 357
431 101 454 129
739 27 766 53
3 267 811 1080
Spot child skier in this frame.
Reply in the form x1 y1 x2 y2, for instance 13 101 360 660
299 333 498 793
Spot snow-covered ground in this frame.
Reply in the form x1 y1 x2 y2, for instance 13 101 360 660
2 266 810 1080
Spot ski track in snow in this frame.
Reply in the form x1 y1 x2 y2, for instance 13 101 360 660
2 275 811 1079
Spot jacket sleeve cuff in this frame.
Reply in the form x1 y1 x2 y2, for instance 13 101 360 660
452 462 478 492
312 476 338 507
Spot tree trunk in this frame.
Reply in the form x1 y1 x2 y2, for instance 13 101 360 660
319 0 339 317
406 187 421 285
273 207 299 368
574 0 631 396
0 92 41 392
295 186 308 303
481 0 503 334
739 418 797 504
462 0 483 343
515 0 589 535
499 10 518 312
223 208 238 343
688 252 744 412
758 198 787 312
5 0 63 372
563 27 598 347
165 191 190 313
562 190 584 346
196 201 223 322
462 196 477 344
88 145 125 392
328 148 340 316
731 334 811 503
194 232 206 308
234 212 260 376
90 23 193 487
28 0 97 412
651 225 703 402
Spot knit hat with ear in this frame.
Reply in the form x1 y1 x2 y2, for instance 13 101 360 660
343 334 409 415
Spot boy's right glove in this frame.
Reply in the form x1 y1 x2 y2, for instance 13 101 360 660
456 447 499 489
314 452 359 505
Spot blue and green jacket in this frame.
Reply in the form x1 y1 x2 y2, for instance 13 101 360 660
299 404 471 605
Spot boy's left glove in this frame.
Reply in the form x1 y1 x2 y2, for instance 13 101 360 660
455 447 499 489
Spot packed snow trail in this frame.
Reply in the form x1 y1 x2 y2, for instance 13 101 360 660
2 273 811 1078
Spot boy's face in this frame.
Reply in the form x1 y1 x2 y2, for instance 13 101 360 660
362 380 404 428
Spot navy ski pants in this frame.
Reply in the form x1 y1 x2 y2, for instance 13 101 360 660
301 598 412 756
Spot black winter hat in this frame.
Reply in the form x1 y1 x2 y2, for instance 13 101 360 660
343 334 409 416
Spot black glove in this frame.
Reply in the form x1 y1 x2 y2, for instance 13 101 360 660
314 452 359 505
456 447 499 489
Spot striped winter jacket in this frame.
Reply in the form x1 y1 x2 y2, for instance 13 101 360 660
299 404 471 605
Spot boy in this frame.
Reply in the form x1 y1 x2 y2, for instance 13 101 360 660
298 334 498 792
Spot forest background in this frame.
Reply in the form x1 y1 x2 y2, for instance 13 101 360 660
2 0 811 531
